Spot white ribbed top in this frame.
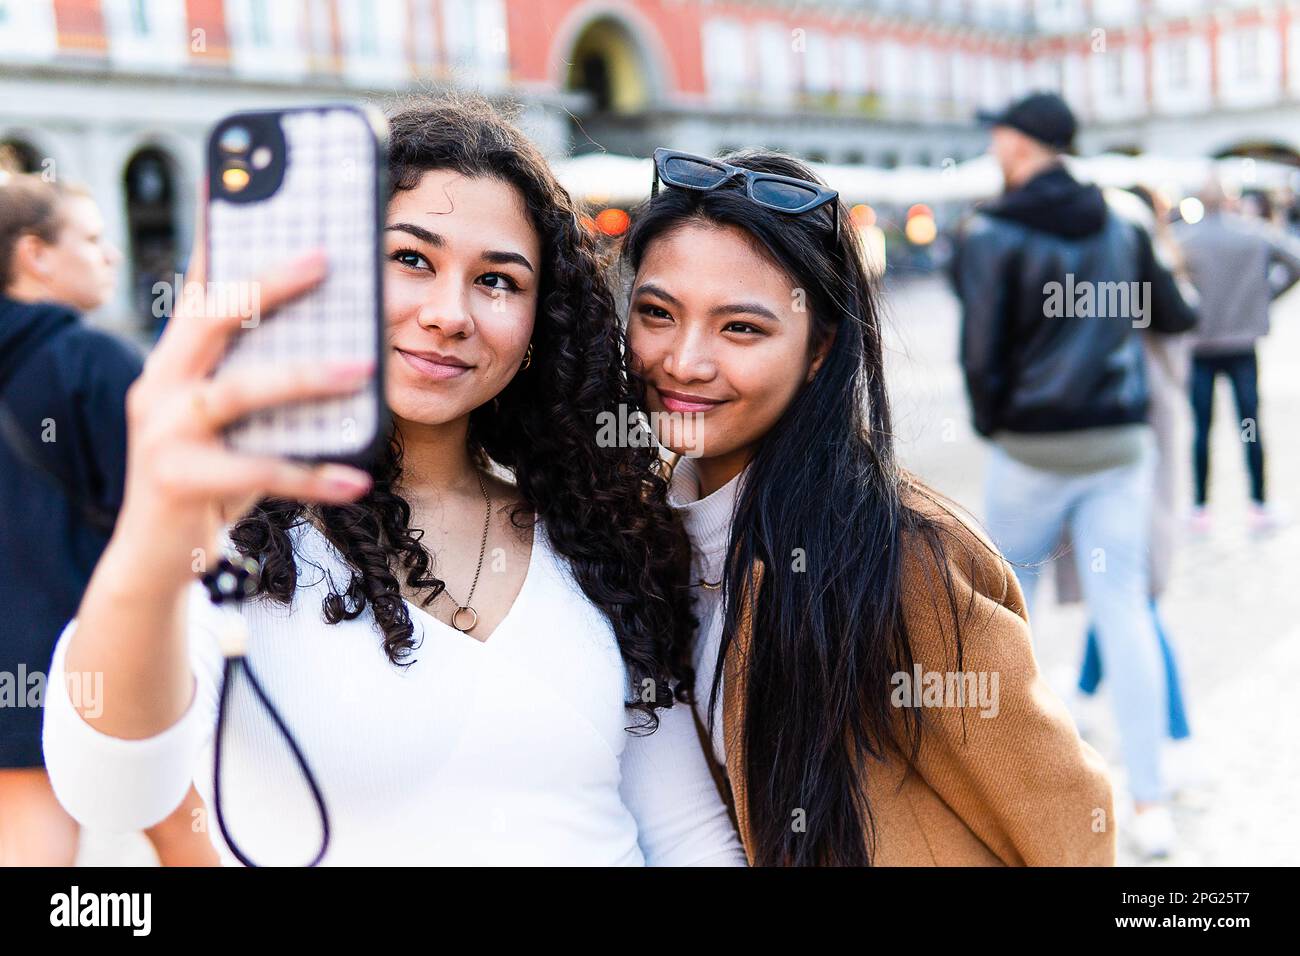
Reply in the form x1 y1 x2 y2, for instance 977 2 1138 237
667 456 746 766
42 520 745 866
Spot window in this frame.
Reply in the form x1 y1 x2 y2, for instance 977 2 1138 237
102 0 187 68
1106 49 1125 98
342 0 412 85
880 42 905 105
979 55 1003 109
227 0 306 79
248 0 270 47
441 0 508 90
1166 38 1189 90
1219 24 1280 106
838 36 869 97
411 0 437 75
802 30 833 95
702 18 747 103
1237 31 1259 83
307 0 333 61
130 0 148 35
1153 33 1211 114
0 0 56 59
756 22 793 106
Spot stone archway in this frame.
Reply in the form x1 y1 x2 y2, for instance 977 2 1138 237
556 7 668 155
1211 139 1300 167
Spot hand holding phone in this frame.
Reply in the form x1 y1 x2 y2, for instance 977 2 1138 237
105 105 390 590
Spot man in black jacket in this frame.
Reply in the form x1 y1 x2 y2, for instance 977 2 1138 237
950 92 1196 859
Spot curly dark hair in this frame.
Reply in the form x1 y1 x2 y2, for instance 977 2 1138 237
230 95 695 729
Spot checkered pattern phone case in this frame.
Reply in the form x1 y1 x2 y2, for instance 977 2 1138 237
208 106 383 462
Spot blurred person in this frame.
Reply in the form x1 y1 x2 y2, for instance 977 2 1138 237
624 147 1115 866
0 173 218 866
1240 191 1272 223
0 173 132 865
951 92 1197 858
1173 177 1300 534
1062 185 1201 791
40 98 744 866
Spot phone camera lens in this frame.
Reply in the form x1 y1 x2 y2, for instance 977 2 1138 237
220 125 251 154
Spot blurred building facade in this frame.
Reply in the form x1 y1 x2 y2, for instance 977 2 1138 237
3 0 1300 332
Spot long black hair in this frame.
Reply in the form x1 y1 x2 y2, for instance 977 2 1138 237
231 95 695 729
623 149 967 863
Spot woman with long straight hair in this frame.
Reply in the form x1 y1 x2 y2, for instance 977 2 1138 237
40 99 744 866
623 148 1116 866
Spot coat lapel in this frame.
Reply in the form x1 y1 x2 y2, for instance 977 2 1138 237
722 558 764 865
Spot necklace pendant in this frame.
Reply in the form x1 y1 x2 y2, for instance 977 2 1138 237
450 605 479 632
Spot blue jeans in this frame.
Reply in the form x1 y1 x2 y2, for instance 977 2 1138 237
1079 602 1191 741
1190 349 1265 505
984 440 1168 803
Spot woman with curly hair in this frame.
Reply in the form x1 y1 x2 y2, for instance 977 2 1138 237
40 98 744 866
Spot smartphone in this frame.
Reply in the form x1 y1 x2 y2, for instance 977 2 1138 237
205 104 388 466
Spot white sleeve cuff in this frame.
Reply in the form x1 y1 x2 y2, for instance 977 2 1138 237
42 617 208 833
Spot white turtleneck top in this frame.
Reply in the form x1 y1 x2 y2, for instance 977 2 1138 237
42 519 746 866
666 455 746 767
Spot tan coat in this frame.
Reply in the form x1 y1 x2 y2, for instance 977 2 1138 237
704 482 1117 866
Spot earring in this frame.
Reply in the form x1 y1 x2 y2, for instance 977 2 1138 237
520 343 533 371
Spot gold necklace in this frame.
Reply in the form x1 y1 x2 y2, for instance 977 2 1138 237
439 469 491 633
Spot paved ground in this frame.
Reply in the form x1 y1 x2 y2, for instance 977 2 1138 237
881 274 1300 866
76 273 1300 867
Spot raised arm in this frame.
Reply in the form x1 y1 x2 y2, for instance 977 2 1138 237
1136 224 1198 335
43 224 375 826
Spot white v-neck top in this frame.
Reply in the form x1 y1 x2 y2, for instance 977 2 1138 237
42 520 745 866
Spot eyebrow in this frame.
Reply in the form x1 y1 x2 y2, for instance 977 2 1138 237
633 281 682 308
386 222 442 246
712 301 780 322
634 281 781 322
385 222 535 273
481 250 534 273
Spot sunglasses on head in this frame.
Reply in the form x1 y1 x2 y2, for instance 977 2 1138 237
651 147 840 244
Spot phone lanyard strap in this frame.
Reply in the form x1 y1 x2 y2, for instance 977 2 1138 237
202 553 331 868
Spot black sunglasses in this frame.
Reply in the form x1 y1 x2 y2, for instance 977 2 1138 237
651 147 840 244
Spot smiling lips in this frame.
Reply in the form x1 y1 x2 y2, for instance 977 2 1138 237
654 386 727 414
396 347 473 381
